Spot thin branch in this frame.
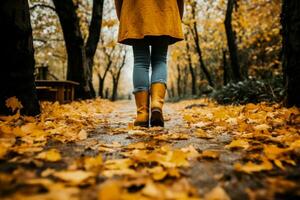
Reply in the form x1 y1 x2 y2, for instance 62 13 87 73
30 4 56 12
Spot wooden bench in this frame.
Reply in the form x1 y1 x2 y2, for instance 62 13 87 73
35 80 79 104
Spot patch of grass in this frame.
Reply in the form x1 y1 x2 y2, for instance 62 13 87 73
212 77 285 105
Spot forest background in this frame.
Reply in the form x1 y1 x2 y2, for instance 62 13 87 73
30 0 283 103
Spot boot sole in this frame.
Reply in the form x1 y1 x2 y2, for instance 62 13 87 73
150 109 164 127
134 121 149 128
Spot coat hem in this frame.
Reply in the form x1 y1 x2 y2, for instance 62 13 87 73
118 35 183 46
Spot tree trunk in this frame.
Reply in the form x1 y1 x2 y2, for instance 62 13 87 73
185 33 197 95
111 79 119 101
85 0 105 98
53 0 105 99
168 82 175 99
53 0 90 99
224 0 242 83
110 57 125 101
183 67 189 95
190 3 214 87
0 0 40 116
97 58 113 98
223 50 229 85
282 0 300 107
98 77 105 98
105 88 110 99
176 65 182 97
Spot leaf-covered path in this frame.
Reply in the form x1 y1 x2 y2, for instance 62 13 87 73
0 98 300 200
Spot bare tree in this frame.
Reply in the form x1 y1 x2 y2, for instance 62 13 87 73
224 0 242 83
184 32 197 95
96 39 117 98
109 47 126 101
85 0 105 97
52 0 104 99
188 0 214 87
176 64 183 97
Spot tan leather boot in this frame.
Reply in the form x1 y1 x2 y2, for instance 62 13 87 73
150 83 166 127
134 91 149 127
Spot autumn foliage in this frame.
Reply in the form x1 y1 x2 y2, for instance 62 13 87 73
1 97 299 199
0 0 300 199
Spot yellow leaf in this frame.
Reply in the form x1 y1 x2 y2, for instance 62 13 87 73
289 140 300 150
194 129 213 139
0 143 9 159
166 149 190 167
127 122 134 130
78 129 88 140
0 137 15 159
102 168 138 178
200 150 219 159
274 159 285 170
254 124 271 131
12 144 43 155
53 170 94 185
181 145 200 158
36 149 62 162
204 186 231 200
234 157 273 173
225 139 250 150
104 158 133 170
84 154 102 171
184 115 194 123
167 167 181 178
263 145 287 160
5 96 23 112
126 142 147 150
148 166 168 181
141 181 163 198
98 180 122 200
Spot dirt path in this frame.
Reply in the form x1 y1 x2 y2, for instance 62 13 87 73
1 99 299 200
96 101 246 198
94 100 299 199
83 100 299 199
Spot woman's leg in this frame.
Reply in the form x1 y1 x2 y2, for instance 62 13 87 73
132 45 151 93
150 44 168 85
150 44 168 127
132 44 151 127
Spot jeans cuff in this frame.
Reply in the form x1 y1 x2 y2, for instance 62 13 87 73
151 80 167 87
133 87 150 94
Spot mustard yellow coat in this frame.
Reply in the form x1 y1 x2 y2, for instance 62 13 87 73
115 0 184 45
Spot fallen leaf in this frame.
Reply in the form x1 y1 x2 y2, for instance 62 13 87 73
126 142 147 150
263 145 287 160
5 96 23 112
194 128 213 139
234 157 273 173
53 170 94 185
147 166 168 181
98 180 122 200
184 115 194 123
84 154 103 170
200 150 220 159
84 154 103 171
0 137 16 159
204 186 231 200
254 124 271 131
141 181 163 198
225 139 250 150
181 145 200 158
78 129 88 140
36 149 62 162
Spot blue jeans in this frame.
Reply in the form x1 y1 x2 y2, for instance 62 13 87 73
132 44 168 93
